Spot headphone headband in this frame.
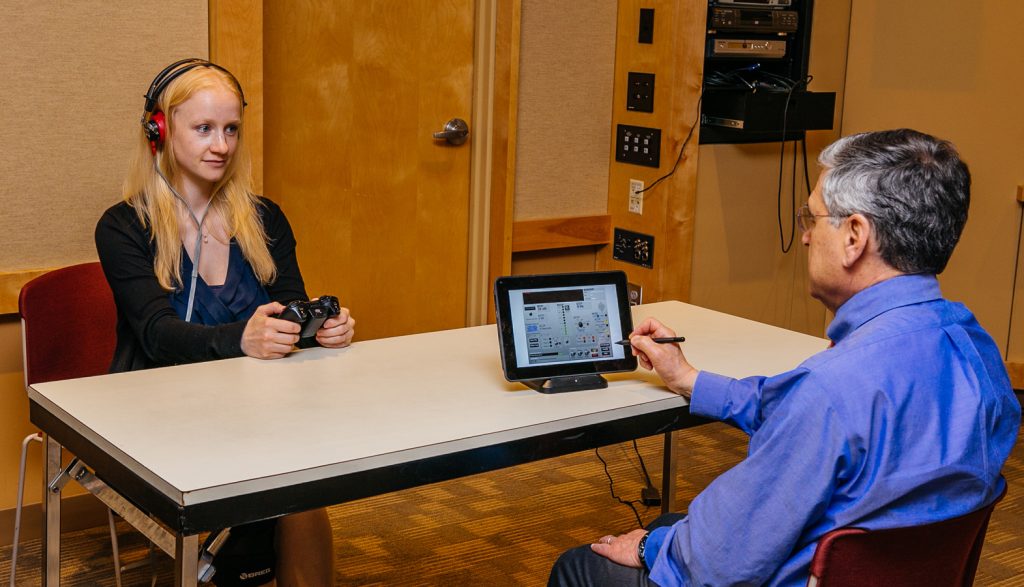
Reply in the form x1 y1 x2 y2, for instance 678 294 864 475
142 58 247 120
141 58 247 154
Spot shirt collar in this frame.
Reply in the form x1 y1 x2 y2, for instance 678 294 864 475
826 274 943 343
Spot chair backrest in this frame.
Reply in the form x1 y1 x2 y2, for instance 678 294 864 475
19 262 117 385
807 481 1007 587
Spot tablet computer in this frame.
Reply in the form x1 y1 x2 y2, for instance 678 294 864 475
494 271 637 393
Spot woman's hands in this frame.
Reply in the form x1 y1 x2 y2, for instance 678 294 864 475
241 301 356 360
315 306 355 348
628 318 699 397
241 302 301 359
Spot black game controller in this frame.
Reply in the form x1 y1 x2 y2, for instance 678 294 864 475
277 295 340 338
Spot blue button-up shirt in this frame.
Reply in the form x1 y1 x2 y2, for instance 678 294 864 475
645 274 1020 586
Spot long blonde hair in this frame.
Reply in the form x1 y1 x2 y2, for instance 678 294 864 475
122 64 276 291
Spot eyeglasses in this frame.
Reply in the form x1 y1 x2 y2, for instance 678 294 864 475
796 204 845 232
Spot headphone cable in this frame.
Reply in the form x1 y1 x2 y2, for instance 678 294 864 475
154 158 209 323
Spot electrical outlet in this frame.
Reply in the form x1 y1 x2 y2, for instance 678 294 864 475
628 179 644 215
613 228 655 269
627 282 643 306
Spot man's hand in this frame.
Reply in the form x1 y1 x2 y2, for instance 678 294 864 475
241 302 301 359
316 306 355 348
630 318 699 397
590 528 647 568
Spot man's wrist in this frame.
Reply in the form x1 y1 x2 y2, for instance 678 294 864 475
637 531 650 569
670 369 699 397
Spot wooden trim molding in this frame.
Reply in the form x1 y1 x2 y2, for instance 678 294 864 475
0 269 56 315
485 0 522 323
467 0 501 327
595 0 706 303
512 215 611 253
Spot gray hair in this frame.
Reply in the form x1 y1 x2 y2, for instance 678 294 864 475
818 129 970 275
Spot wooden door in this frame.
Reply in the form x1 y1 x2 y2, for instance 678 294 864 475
264 1 475 340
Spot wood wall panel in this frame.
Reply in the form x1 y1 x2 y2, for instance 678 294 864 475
841 1 1024 357
1008 362 1023 391
688 1 851 337
209 0 264 196
596 0 707 304
512 248 597 277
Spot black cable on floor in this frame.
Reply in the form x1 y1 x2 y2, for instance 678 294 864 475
632 439 656 490
595 448 644 527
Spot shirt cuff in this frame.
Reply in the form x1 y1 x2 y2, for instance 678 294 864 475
688 370 732 419
643 526 671 570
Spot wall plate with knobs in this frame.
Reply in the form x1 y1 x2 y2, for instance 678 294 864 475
613 228 655 269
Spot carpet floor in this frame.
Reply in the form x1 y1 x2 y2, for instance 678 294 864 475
3 421 1024 586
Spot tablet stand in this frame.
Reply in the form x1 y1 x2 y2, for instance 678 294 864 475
522 374 608 394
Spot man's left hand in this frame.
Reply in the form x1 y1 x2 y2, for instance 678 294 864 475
590 528 647 568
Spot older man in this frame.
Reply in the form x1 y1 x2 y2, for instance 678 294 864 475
549 129 1020 586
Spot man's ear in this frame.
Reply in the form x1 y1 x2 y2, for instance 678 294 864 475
841 213 872 268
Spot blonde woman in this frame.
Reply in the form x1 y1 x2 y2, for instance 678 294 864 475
95 59 348 587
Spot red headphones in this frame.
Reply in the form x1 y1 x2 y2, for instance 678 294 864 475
141 58 247 155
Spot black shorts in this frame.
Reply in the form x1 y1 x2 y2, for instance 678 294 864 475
207 519 278 587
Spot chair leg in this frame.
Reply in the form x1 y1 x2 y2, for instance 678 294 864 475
108 509 123 587
9 432 42 587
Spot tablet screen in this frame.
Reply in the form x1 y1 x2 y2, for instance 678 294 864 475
494 271 637 383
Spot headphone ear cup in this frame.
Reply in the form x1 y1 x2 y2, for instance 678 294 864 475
145 111 167 155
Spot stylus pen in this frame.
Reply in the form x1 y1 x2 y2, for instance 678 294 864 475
615 336 686 347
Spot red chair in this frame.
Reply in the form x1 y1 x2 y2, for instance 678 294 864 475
11 262 152 586
807 481 1007 587
19 262 117 383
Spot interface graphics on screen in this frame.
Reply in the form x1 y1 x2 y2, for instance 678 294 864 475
509 284 625 367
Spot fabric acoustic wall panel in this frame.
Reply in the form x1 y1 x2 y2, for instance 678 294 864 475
0 3 207 275
513 0 617 221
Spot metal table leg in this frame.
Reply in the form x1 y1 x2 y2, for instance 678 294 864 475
661 430 677 514
42 436 62 587
175 534 199 587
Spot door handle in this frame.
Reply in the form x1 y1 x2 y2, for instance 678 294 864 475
433 118 469 145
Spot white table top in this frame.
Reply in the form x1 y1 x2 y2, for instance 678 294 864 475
29 301 826 508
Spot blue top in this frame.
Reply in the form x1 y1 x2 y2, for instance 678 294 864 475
169 242 270 326
644 274 1020 586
